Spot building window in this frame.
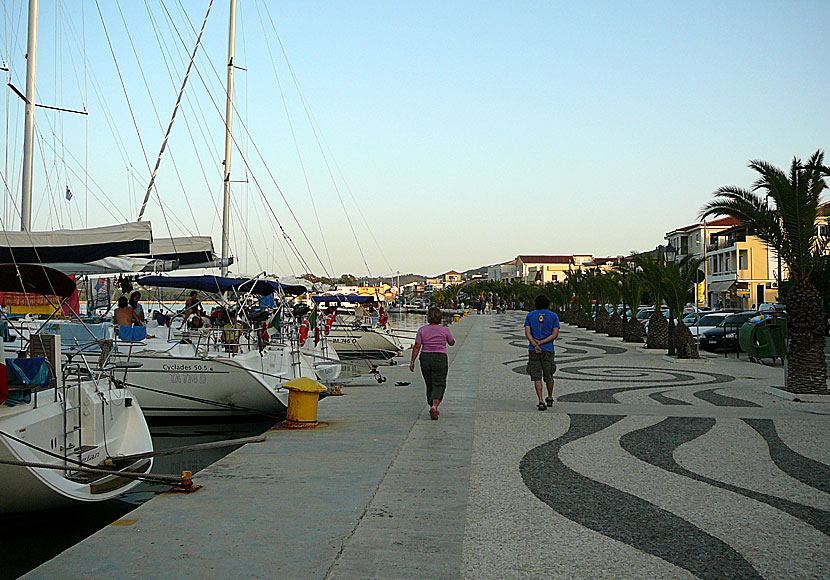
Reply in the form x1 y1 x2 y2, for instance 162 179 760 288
739 249 748 270
819 224 828 237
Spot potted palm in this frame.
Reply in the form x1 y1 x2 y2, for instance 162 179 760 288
617 262 645 342
662 255 705 358
701 151 828 394
605 271 624 337
634 253 669 349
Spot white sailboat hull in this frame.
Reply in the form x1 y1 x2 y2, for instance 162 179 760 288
113 339 308 418
326 326 403 359
0 384 153 514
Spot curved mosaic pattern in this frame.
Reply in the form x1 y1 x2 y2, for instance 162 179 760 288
692 389 830 494
619 417 830 536
648 390 691 406
743 418 830 495
520 414 763 579
557 367 735 403
694 388 761 408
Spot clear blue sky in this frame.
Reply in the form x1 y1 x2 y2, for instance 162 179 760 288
2 1 828 278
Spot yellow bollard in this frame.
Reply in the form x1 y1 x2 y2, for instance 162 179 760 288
284 377 327 426
453 314 460 323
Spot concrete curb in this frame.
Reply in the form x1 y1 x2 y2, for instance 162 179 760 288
764 385 830 403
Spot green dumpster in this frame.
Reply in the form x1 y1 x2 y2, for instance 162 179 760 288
739 314 787 362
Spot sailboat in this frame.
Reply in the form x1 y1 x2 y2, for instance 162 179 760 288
95 0 328 417
108 274 317 418
0 1 157 513
0 265 154 514
312 295 404 360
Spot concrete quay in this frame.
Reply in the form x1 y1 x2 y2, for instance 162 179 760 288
25 313 830 579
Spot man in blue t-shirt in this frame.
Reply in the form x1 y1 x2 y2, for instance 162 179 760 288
524 294 560 410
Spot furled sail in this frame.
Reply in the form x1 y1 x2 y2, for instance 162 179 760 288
0 222 152 265
131 236 226 269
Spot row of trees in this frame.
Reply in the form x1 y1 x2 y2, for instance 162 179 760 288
430 150 829 394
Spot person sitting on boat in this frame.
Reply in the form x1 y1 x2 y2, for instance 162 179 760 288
113 296 142 337
180 291 204 329
222 311 243 353
129 291 145 324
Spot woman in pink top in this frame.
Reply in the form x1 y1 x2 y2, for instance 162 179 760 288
410 307 455 420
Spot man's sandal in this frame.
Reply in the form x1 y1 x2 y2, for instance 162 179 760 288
537 401 547 411
545 397 554 407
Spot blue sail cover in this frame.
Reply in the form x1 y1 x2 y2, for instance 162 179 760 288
136 275 306 296
311 294 375 304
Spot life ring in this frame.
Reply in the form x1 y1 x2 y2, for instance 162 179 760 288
325 313 336 335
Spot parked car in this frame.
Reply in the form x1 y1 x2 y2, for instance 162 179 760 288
687 312 733 341
699 311 758 352
682 311 706 326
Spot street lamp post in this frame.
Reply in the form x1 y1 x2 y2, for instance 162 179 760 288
665 243 677 356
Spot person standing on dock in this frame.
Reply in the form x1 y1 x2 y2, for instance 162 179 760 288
410 306 455 420
524 294 559 411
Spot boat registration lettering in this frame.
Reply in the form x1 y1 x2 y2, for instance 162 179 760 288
82 451 100 463
169 373 207 385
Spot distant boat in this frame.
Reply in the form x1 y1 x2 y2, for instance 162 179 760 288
311 294 404 360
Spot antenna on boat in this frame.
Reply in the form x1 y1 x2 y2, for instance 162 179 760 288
221 0 237 276
20 0 39 231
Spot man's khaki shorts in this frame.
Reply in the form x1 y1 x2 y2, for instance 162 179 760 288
527 350 556 383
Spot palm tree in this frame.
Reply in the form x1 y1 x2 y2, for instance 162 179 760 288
616 261 645 342
633 253 669 349
591 271 611 333
604 271 624 337
701 150 828 393
662 255 705 358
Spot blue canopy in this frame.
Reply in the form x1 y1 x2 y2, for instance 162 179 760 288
311 294 375 304
136 275 306 296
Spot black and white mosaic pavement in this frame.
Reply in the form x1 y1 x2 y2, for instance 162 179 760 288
466 312 830 579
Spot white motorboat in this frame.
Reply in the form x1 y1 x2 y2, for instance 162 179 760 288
0 265 154 514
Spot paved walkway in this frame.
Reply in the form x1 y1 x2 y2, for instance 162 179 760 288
26 313 830 579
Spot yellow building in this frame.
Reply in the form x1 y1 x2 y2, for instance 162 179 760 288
519 255 577 284
706 223 778 309
666 217 746 307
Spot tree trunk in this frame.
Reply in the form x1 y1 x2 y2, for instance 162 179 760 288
646 311 668 349
596 308 610 333
607 313 623 337
783 279 828 394
624 318 644 343
674 322 699 359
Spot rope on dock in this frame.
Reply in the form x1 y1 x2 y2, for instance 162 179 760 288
116 435 266 461
0 457 183 484
0 429 181 484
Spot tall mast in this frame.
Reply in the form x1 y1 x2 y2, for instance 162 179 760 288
20 0 39 231
220 0 237 276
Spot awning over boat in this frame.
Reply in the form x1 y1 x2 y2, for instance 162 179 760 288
0 264 76 297
131 236 218 268
708 280 736 293
0 222 152 264
135 275 306 296
312 294 375 304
